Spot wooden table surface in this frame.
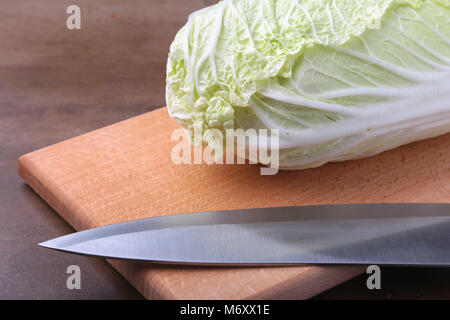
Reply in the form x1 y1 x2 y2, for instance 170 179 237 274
2 0 450 299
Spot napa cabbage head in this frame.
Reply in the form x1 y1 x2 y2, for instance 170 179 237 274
166 0 450 169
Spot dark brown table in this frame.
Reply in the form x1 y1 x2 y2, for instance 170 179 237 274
1 0 449 300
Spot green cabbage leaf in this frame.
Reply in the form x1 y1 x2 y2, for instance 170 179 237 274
166 0 450 169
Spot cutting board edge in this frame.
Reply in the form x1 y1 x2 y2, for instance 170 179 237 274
247 266 365 300
19 154 95 231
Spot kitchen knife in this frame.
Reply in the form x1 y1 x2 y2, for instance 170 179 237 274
39 203 450 266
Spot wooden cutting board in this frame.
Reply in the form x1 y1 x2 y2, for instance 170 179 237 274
18 107 450 299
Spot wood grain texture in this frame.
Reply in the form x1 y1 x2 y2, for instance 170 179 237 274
18 107 450 299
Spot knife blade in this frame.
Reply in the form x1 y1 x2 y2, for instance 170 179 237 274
39 203 450 266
